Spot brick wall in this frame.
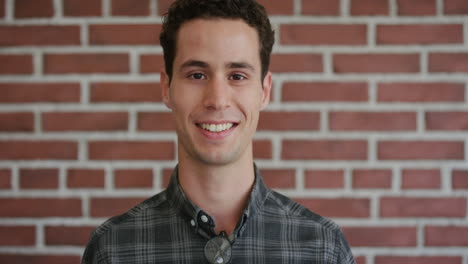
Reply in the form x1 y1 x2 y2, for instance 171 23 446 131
1 0 468 263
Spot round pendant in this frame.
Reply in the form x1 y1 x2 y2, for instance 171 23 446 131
204 235 232 264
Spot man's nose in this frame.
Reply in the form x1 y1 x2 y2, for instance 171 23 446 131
202 77 231 110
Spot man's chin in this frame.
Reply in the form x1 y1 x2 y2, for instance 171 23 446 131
195 149 242 167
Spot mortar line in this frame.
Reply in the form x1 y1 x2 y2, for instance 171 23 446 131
294 0 301 16
5 0 13 21
53 0 62 18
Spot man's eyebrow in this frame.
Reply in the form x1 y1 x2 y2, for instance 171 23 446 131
180 60 209 69
227 62 255 71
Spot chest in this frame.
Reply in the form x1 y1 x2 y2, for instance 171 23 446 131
105 228 336 264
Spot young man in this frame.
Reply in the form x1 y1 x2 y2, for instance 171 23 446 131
82 0 355 263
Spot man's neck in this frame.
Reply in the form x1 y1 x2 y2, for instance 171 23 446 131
177 151 255 235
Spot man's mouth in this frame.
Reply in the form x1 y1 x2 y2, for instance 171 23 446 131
196 123 237 132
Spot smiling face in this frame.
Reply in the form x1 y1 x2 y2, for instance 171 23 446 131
161 18 272 166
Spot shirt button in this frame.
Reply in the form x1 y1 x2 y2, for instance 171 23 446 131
190 219 196 227
200 215 209 223
216 256 224 264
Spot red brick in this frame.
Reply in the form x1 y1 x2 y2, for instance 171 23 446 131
44 53 129 74
138 112 175 131
282 140 367 160
351 0 389 15
333 53 419 73
426 112 468 130
253 140 272 159
258 111 320 131
90 24 161 45
89 141 175 160
452 170 468 189
0 226 35 246
257 0 294 15
356 256 366 264
140 54 165 73
91 82 162 102
375 256 462 264
67 168 105 188
261 169 295 189
444 0 468 14
0 198 81 217
157 0 173 15
0 83 80 103
0 0 4 18
378 141 464 160
0 26 80 46
295 198 370 218
0 141 78 160
91 197 146 217
429 53 468 73
353 169 392 189
114 169 153 188
282 82 368 102
377 82 465 102
330 112 416 131
397 0 436 16
377 24 463 44
281 24 366 45
305 170 344 189
0 169 11 189
302 0 340 15
426 226 468 246
64 0 102 16
0 54 33 74
45 226 95 246
112 0 150 16
343 227 417 247
0 112 34 132
380 197 466 217
0 255 80 264
43 112 128 131
20 168 59 189
15 0 53 18
271 54 322 73
401 169 441 189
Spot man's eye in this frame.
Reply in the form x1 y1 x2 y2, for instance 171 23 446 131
230 74 246 81
189 73 206 80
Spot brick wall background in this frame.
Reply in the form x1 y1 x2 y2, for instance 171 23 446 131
1 0 468 263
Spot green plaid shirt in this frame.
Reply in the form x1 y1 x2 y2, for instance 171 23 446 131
82 165 355 264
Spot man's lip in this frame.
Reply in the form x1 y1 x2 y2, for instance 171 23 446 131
194 120 239 124
196 122 237 140
195 121 239 130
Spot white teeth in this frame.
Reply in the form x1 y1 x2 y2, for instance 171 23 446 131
200 123 234 132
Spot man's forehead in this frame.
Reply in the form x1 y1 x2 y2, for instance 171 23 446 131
179 59 256 71
173 18 261 71
175 18 259 46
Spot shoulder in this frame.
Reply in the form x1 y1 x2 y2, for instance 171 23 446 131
262 191 356 263
82 190 172 263
93 191 171 236
263 190 343 233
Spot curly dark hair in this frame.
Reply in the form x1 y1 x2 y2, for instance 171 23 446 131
159 0 275 81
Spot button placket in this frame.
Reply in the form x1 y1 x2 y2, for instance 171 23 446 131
196 211 218 238
200 214 209 223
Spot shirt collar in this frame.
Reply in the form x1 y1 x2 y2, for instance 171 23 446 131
165 163 271 239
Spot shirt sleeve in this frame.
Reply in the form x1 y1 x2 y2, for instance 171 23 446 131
335 228 356 264
81 235 107 264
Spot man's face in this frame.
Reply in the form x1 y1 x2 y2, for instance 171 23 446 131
161 18 272 166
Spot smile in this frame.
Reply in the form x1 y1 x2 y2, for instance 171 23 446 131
197 123 236 133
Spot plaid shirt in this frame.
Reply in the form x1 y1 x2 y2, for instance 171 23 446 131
82 165 356 264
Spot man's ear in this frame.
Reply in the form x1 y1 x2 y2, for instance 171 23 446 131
260 71 272 110
161 69 172 109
